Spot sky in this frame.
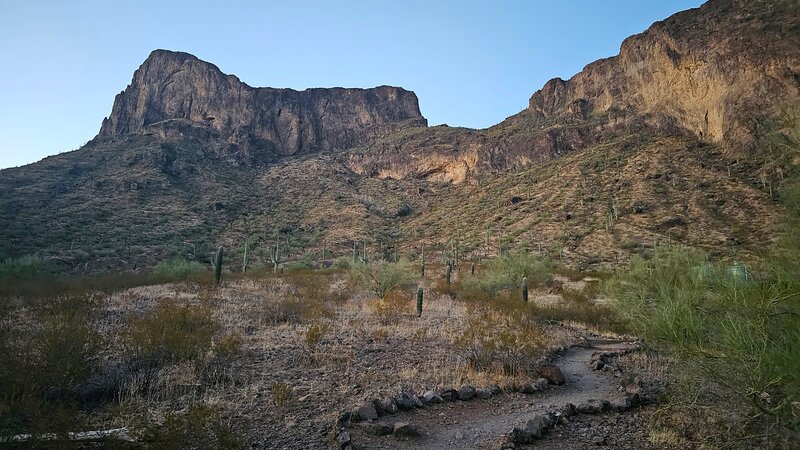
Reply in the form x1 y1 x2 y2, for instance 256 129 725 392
0 0 705 169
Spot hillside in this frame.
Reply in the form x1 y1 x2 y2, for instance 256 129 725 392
1 0 798 273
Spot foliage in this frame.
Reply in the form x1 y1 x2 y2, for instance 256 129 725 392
125 300 218 366
0 254 57 281
350 260 414 299
140 402 241 449
605 242 800 439
465 251 553 295
367 290 409 325
153 257 206 282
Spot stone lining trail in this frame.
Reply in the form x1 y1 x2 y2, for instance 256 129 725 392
348 339 640 449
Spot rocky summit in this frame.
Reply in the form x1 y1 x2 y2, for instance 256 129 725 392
1 0 798 273
97 49 426 163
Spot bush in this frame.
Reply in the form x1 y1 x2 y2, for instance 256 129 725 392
0 254 57 281
465 251 553 296
367 290 409 325
125 300 218 366
350 260 414 299
605 244 800 442
140 402 241 449
153 258 206 282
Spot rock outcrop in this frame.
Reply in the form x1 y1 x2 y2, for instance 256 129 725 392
97 50 427 161
528 0 800 149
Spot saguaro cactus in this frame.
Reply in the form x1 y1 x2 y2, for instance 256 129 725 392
416 287 424 317
420 246 425 278
445 264 452 289
471 263 475 276
213 246 224 285
242 242 249 273
522 276 529 302
271 240 282 274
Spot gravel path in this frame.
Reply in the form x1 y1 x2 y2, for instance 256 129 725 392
350 339 641 449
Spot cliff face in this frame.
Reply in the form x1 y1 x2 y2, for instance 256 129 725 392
528 0 800 149
97 50 427 160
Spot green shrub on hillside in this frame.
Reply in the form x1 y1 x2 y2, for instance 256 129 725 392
465 251 553 295
0 254 57 280
153 258 206 282
350 260 414 299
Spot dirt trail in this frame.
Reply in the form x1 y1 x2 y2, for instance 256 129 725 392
351 339 638 449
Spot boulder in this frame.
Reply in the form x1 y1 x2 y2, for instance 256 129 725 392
357 422 392 436
577 399 611 414
356 402 378 422
395 392 415 411
441 388 459 401
537 366 566 385
393 422 420 437
380 397 398 415
476 388 493 399
422 390 444 404
457 384 476 400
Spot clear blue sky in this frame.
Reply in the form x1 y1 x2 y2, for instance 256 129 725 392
0 0 704 169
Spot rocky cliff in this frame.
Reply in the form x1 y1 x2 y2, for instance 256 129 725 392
528 0 800 149
97 50 427 161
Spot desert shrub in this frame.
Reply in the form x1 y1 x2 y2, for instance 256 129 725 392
452 293 548 377
125 300 218 366
606 244 800 444
367 290 409 325
271 381 292 408
153 257 205 282
350 260 414 299
140 402 241 449
0 254 57 281
303 321 329 354
465 251 553 295
0 295 102 435
331 256 351 270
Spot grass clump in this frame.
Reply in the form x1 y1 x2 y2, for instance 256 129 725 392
0 254 58 281
140 402 241 449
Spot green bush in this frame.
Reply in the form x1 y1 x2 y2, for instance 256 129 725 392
0 254 57 281
605 244 800 439
350 260 414 299
465 251 553 295
140 402 241 449
153 258 206 282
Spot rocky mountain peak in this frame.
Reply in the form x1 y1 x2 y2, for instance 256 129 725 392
97 49 427 160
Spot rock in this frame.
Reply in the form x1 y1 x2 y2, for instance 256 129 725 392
488 384 502 395
520 378 548 394
357 422 392 436
411 394 425 408
537 366 566 385
627 393 641 407
336 429 351 448
356 402 378 422
592 435 607 446
395 392 415 411
592 360 605 371
523 412 556 439
457 384 476 400
380 397 398 415
336 412 352 429
610 397 632 413
577 399 611 414
393 422 420 437
422 390 444 404
99 50 427 162
441 388 459 401
508 427 532 445
476 388 493 399
372 398 385 416
562 403 577 417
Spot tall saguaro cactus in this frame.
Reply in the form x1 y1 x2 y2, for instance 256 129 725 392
213 246 224 286
445 264 452 289
271 240 282 274
522 276 529 303
416 287 424 317
242 242 249 273
420 246 425 278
